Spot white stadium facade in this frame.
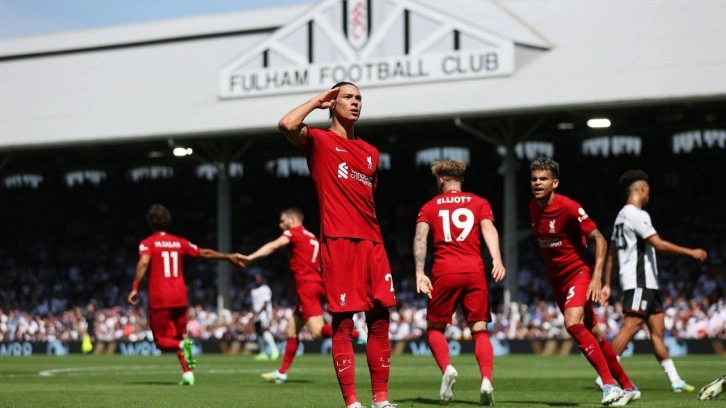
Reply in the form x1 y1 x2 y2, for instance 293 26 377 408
1 0 725 310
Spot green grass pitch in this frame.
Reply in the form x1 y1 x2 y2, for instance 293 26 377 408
0 354 721 407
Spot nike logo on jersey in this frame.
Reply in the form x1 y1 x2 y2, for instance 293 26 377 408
335 147 348 152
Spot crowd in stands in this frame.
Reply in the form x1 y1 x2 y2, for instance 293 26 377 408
1 150 724 344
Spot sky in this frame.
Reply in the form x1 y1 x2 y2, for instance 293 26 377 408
0 0 313 40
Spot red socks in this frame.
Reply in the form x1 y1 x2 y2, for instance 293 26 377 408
332 314 358 406
278 337 299 374
599 338 635 389
366 309 391 404
567 323 615 385
472 330 493 381
426 327 450 373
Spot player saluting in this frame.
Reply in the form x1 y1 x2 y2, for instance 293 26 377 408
413 160 505 406
528 157 638 407
238 207 362 383
127 203 240 386
278 82 397 408
599 170 707 392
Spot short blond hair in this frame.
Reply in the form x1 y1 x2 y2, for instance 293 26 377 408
431 160 466 179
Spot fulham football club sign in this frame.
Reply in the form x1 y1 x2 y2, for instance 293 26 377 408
219 0 549 99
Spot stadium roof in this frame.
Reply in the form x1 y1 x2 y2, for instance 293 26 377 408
1 0 725 150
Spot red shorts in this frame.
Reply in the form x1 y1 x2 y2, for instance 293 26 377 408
321 238 397 313
427 273 491 324
149 306 188 342
295 280 326 322
552 271 595 327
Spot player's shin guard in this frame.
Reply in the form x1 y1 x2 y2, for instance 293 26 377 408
426 327 451 373
278 337 299 374
367 308 391 404
332 313 358 406
472 330 494 381
567 323 615 385
599 338 634 389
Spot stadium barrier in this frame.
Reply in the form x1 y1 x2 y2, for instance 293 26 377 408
1 338 724 357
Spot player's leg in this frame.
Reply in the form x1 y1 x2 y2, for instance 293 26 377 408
559 281 623 405
647 311 693 392
367 241 397 408
462 274 494 406
263 314 302 383
590 319 637 394
172 307 195 385
332 311 360 407
253 321 269 360
321 238 368 407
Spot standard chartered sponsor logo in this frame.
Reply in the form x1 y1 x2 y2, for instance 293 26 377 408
337 162 349 179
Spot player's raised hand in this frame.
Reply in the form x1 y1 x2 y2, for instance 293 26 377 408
691 248 708 262
416 273 433 299
490 261 506 283
127 290 139 306
314 87 339 109
587 277 602 302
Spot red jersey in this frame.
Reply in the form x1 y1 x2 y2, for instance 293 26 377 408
138 231 200 309
283 225 323 285
416 190 494 277
529 194 597 280
301 126 383 242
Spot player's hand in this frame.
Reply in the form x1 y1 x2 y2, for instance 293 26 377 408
233 253 251 268
490 261 506 283
587 278 602 302
128 290 138 306
314 88 339 109
598 285 611 306
416 273 433 299
691 248 708 261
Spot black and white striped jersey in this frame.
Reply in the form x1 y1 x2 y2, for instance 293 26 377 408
611 204 659 290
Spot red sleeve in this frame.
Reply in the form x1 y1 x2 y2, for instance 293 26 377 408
478 198 494 223
300 125 317 154
138 238 150 255
183 240 201 257
416 202 431 225
568 199 597 235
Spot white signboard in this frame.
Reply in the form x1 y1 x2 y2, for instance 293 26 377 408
220 0 518 99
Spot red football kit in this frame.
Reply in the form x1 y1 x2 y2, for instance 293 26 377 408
417 190 494 323
529 194 597 320
139 231 199 337
301 126 395 313
283 225 325 321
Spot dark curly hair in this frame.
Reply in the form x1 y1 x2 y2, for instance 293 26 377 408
530 156 560 179
146 204 172 232
619 170 649 189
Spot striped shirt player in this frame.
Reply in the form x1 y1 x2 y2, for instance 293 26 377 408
611 204 660 315
602 170 707 393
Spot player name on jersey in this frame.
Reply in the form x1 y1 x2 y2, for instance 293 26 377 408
436 196 473 205
153 241 182 248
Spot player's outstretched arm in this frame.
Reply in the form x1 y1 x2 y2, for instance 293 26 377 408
586 228 607 302
278 88 340 145
413 222 433 298
198 248 239 264
646 234 708 261
481 219 506 282
239 236 291 267
600 243 618 306
128 254 150 306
